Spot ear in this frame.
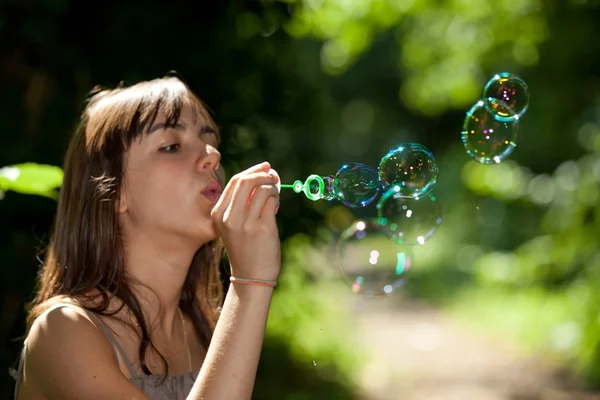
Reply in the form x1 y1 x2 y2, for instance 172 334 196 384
115 189 128 214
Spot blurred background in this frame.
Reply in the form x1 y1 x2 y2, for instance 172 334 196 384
2 0 600 399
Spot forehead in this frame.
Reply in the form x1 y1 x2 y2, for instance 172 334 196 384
152 101 217 129
142 105 219 147
85 79 221 155
151 103 203 128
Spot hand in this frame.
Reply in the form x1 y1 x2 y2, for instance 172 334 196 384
211 162 281 282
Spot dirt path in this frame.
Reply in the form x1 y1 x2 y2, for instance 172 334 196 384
351 297 600 400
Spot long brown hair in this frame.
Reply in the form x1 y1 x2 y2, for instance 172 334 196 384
26 75 225 376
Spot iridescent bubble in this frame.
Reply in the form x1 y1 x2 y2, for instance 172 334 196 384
376 188 442 246
378 143 439 199
323 176 335 200
308 175 336 201
337 219 413 296
333 163 380 207
483 72 530 121
461 98 519 164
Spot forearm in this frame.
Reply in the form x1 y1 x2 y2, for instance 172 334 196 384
189 284 273 400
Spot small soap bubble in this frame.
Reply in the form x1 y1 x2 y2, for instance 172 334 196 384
483 72 530 121
323 176 335 200
378 143 438 199
377 190 442 246
461 98 519 164
337 219 413 296
308 175 336 200
333 163 380 207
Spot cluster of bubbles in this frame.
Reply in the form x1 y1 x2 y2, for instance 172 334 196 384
288 142 439 207
338 144 442 296
286 143 442 296
462 72 530 164
287 72 530 297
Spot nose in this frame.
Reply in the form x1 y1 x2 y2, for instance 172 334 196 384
197 147 221 172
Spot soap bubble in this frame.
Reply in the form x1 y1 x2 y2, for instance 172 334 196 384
483 72 530 121
378 143 439 199
334 163 380 207
337 219 413 296
323 176 335 200
462 98 519 164
309 175 335 200
377 188 442 246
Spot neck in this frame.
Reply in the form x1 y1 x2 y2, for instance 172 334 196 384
123 230 201 338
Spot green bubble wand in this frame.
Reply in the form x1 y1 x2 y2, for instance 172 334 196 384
280 174 331 201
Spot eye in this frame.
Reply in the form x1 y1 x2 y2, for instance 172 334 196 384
159 143 180 153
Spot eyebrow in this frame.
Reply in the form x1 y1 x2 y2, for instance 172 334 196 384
148 122 217 138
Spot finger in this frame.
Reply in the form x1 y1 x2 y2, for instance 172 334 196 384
246 161 271 174
226 172 278 222
247 184 279 221
212 162 271 220
261 195 280 222
246 168 280 206
221 162 270 205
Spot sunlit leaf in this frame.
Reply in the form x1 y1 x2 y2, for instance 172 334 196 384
0 163 63 198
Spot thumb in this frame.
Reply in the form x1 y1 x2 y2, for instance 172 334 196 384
267 168 280 193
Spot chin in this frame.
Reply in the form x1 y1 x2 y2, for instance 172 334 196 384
190 224 219 247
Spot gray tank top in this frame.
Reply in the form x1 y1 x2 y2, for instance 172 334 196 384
10 303 199 400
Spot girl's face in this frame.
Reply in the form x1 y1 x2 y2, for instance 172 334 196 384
119 105 223 247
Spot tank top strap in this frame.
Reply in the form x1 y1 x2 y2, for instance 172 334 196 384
9 339 26 400
78 306 139 378
10 302 141 400
43 302 139 377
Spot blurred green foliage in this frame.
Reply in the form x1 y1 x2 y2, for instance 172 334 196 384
2 0 600 397
0 163 63 199
256 234 366 399
444 106 600 384
281 0 600 389
283 0 549 115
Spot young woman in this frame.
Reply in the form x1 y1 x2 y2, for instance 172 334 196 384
10 74 281 399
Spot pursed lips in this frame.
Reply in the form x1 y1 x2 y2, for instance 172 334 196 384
201 180 223 203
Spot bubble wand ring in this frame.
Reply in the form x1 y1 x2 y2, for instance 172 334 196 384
280 174 325 201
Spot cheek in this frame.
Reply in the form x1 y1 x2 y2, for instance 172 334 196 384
124 157 199 219
125 171 170 213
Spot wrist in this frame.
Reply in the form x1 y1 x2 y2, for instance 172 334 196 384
230 276 277 288
229 265 280 283
228 281 275 302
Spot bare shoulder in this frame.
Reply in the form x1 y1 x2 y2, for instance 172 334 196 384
24 305 147 400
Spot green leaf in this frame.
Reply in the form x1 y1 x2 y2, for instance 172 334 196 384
0 163 63 198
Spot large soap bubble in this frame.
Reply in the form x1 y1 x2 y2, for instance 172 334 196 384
378 143 438 199
337 219 413 296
